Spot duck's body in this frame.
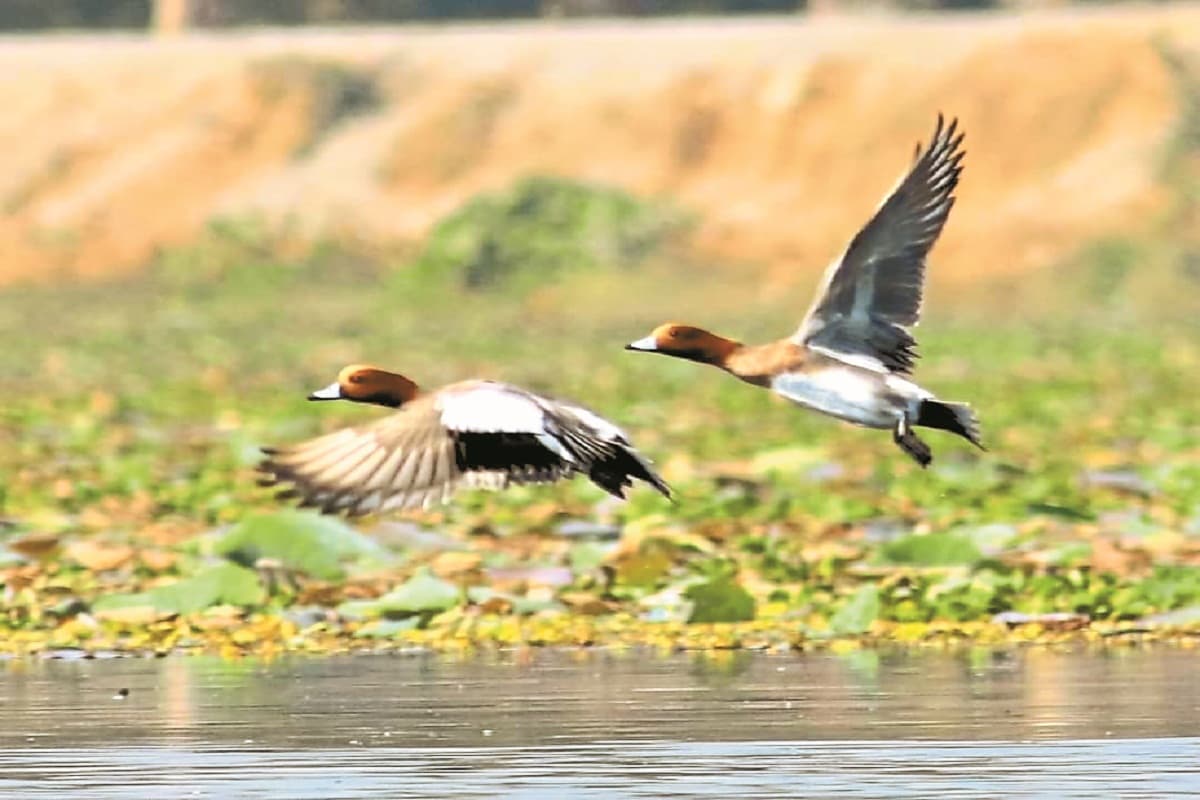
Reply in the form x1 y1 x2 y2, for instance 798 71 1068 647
259 366 670 517
627 114 983 467
736 345 927 429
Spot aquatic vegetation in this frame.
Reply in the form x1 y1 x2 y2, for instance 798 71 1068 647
0 205 1198 657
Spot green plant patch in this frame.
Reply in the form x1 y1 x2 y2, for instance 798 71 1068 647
684 578 756 624
92 563 265 616
375 568 461 617
829 585 881 636
404 175 691 291
878 532 983 567
1 163 1200 656
216 511 388 581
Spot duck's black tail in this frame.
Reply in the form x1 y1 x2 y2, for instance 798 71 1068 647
916 400 985 450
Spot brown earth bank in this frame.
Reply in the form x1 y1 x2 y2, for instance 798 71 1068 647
0 5 1194 289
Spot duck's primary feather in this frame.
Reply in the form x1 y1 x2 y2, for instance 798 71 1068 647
793 114 965 375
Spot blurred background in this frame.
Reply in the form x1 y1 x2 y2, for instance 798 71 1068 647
1 0 1199 646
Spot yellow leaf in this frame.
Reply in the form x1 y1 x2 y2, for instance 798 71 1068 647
8 533 61 561
139 549 178 573
431 551 483 579
94 605 164 625
558 591 617 616
65 540 134 572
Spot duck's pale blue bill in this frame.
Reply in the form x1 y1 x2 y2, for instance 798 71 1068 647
625 335 659 352
308 381 343 401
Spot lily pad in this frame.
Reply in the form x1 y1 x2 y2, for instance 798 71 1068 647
879 532 982 567
830 585 880 636
353 618 421 639
377 568 461 616
684 575 756 624
93 563 264 615
336 599 383 621
216 511 386 580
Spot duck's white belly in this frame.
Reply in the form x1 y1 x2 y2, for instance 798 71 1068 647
770 367 926 429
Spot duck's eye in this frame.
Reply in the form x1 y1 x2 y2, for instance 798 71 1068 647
668 329 680 339
349 374 364 384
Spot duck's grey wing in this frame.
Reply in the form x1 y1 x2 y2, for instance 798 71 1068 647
793 114 965 375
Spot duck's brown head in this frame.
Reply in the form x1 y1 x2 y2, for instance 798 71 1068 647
308 364 420 408
625 322 741 367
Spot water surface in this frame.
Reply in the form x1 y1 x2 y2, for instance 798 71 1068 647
2 647 1197 797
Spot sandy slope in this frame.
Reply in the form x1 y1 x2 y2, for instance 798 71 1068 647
0 5 1192 286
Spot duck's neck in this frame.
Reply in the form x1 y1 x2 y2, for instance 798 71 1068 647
664 336 743 370
721 340 804 387
707 336 744 370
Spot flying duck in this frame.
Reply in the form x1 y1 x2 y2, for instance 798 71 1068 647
258 365 671 516
626 114 983 467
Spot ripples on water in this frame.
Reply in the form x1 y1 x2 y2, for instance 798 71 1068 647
1 648 1198 798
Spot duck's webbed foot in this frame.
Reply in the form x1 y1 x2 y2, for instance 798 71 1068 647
893 416 932 468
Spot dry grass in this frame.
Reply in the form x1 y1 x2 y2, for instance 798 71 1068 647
0 5 1193 290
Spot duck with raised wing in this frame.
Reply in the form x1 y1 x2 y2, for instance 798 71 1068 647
258 365 671 516
626 114 983 467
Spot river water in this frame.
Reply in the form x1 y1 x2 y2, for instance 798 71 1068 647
1 646 1197 798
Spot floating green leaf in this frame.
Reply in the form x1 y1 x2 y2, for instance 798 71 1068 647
684 575 756 624
216 511 386 581
830 585 880 636
336 599 383 621
93 563 264 615
377 568 461 616
879 532 982 567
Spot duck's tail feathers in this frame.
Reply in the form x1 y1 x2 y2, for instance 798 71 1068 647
917 400 985 451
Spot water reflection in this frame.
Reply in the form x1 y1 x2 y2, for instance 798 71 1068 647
1 646 1198 748
1 648 1199 798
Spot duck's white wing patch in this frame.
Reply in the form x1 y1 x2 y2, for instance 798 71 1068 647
436 383 551 434
792 114 964 376
437 383 581 462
